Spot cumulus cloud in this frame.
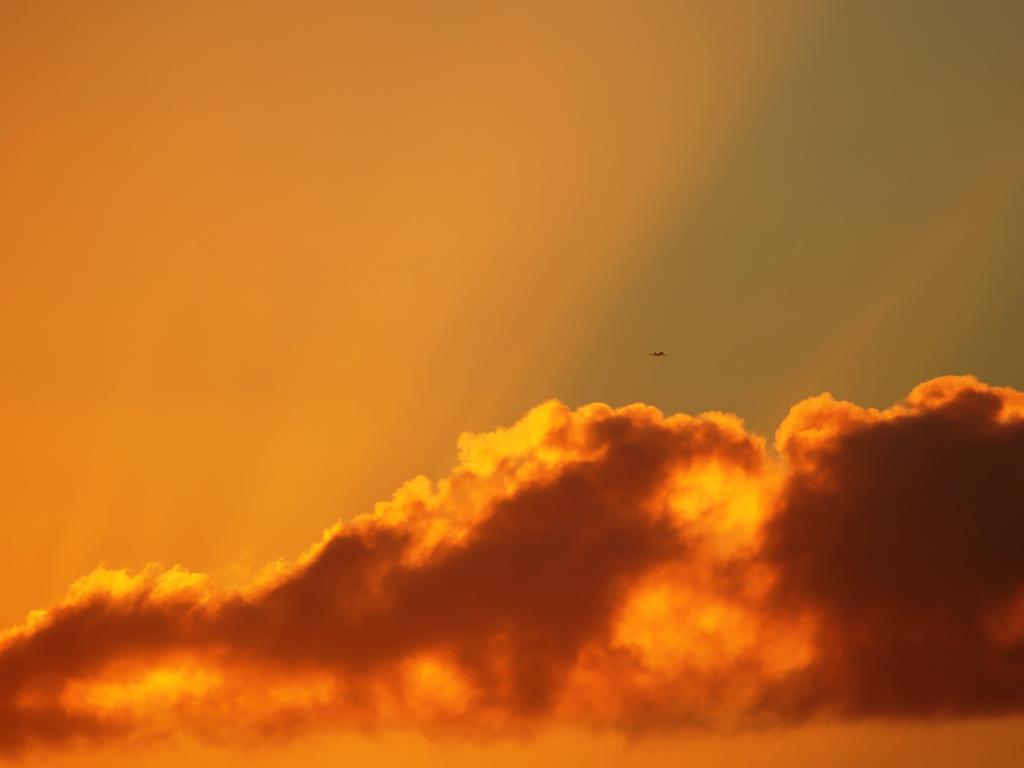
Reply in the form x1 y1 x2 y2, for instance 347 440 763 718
2 377 1023 756
764 377 1024 719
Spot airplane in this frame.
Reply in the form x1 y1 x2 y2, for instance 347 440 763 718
649 351 667 357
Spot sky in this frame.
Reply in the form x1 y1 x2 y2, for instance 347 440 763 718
2 1 1024 766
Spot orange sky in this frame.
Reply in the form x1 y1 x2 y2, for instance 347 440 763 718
0 0 809 626
3 1 1024 766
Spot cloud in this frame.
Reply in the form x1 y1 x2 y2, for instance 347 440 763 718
763 376 1024 719
2 377 1023 756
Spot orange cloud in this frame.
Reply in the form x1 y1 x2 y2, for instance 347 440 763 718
763 376 1024 720
2 377 1023 756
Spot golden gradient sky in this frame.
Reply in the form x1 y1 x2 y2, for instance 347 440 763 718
3 1 1024 766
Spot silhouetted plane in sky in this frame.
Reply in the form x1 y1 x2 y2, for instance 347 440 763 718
649 351 667 357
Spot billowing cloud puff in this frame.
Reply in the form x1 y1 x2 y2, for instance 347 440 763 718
764 377 1024 719
2 377 1023 756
